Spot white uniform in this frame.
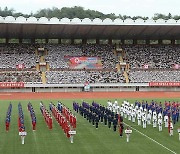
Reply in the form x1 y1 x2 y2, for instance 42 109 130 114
164 115 168 128
142 112 147 128
158 115 163 131
137 110 142 126
170 122 173 136
112 103 116 113
124 106 127 118
128 108 132 121
152 112 157 128
178 128 180 141
125 128 132 143
147 112 151 125
131 109 136 123
114 100 118 106
135 106 139 115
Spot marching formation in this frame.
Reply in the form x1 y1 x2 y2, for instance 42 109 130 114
18 103 27 144
18 103 26 132
27 102 36 130
40 102 53 129
58 102 77 129
50 102 76 143
108 100 180 135
73 100 124 137
5 103 12 132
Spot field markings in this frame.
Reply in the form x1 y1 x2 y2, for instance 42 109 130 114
124 122 177 154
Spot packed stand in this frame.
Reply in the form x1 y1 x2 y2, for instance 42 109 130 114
122 45 180 69
46 70 124 84
129 70 180 83
45 44 117 69
0 71 42 83
81 44 117 69
0 44 37 69
45 44 83 69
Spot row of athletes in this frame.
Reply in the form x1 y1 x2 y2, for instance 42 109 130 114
40 102 53 129
120 101 174 134
56 102 76 129
108 100 179 124
5 103 12 132
134 100 179 124
108 100 179 125
50 103 73 138
18 103 26 132
27 102 36 130
73 101 124 134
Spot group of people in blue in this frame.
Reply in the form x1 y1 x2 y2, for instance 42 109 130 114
73 101 122 132
5 103 12 131
18 103 25 132
28 102 36 130
134 100 179 124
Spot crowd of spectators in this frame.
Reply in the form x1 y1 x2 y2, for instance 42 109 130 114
122 45 180 69
0 43 180 84
45 44 82 69
46 70 124 84
129 70 180 83
0 71 42 83
45 44 117 69
81 44 117 69
0 44 37 69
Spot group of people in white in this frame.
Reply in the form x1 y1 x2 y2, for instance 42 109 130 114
107 100 174 136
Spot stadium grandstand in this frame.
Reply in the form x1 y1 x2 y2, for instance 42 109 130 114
0 16 180 92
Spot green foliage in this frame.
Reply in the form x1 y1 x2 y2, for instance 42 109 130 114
1 6 180 21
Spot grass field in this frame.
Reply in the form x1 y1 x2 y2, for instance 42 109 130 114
0 98 179 154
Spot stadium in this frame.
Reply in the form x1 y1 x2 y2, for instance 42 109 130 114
0 14 180 154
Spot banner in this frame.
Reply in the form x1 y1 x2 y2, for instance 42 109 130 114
0 82 24 88
149 82 180 87
16 64 25 69
69 57 102 69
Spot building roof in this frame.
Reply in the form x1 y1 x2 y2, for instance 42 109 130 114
1 16 180 40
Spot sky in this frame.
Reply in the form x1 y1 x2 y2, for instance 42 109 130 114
0 0 180 17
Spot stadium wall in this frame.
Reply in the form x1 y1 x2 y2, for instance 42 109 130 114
0 83 180 92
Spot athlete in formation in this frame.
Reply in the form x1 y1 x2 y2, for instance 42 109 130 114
111 100 179 136
5 103 12 132
40 102 53 129
50 102 76 143
28 102 36 130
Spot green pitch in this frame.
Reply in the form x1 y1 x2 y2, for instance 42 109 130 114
0 98 179 154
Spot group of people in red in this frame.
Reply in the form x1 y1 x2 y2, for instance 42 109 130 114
40 102 52 129
50 102 76 139
61 104 76 129
27 102 36 130
18 103 26 132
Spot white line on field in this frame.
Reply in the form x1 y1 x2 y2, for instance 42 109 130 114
124 122 177 154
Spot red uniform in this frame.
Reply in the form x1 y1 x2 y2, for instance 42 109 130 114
66 125 70 138
32 121 36 130
49 117 52 129
6 122 9 131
